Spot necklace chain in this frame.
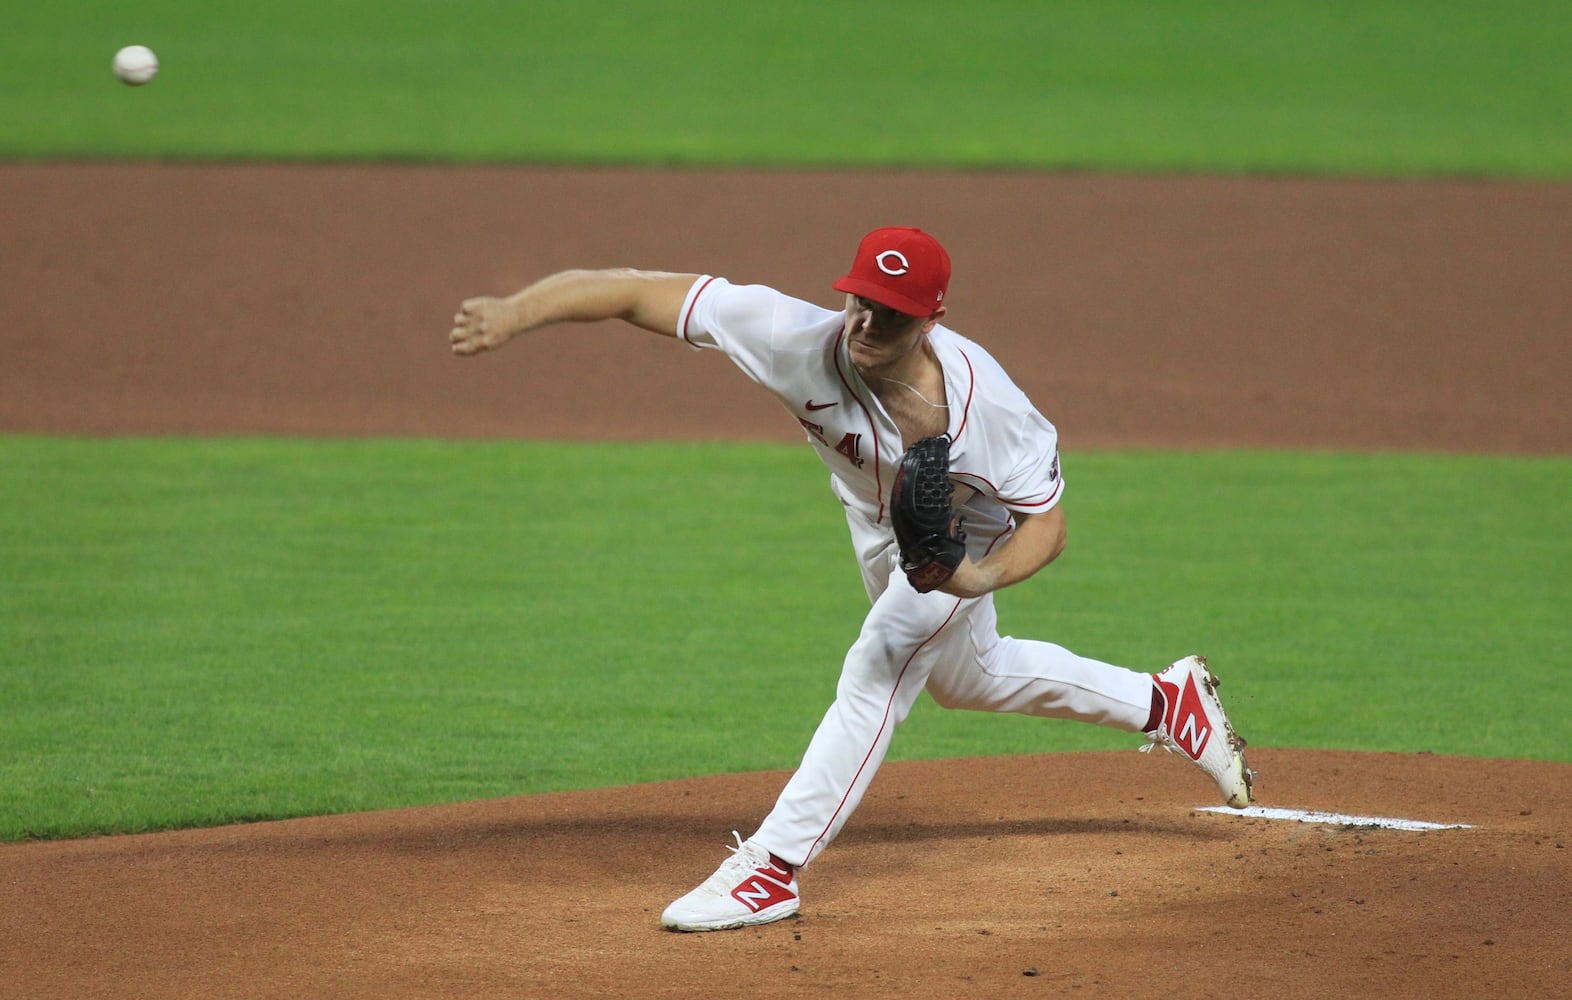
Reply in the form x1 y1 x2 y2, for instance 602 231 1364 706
880 378 948 409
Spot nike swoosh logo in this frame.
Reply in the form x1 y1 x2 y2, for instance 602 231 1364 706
805 400 838 411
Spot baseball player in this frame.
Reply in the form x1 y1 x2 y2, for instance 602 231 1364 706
449 226 1254 932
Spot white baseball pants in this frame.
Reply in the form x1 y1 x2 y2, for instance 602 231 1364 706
750 503 1155 868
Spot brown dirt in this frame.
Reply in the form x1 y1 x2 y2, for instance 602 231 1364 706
1 164 1569 999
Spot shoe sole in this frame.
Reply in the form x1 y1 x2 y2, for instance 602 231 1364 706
661 900 800 932
1195 659 1254 807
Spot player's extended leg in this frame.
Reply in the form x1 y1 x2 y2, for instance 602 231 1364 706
660 579 967 931
749 581 967 867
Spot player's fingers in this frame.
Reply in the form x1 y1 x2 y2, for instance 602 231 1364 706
450 298 503 355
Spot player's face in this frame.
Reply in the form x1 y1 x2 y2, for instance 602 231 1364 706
844 295 938 372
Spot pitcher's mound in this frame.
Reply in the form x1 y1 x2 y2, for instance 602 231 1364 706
5 749 1568 999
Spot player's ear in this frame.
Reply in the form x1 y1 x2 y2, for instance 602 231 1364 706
922 306 947 330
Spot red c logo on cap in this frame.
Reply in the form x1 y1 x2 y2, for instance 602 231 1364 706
875 250 909 276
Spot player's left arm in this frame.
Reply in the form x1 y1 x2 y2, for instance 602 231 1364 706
937 504 1066 599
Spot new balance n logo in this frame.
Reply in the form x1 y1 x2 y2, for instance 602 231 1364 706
731 866 795 913
1154 671 1213 761
1172 674 1212 758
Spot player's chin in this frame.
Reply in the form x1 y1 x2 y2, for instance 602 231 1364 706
848 340 884 368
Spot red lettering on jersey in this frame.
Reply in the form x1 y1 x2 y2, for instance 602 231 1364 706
798 418 828 446
835 432 864 468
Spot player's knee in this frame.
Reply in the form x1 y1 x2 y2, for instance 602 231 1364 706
927 684 964 710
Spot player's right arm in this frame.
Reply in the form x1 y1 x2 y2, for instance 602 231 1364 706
449 269 699 356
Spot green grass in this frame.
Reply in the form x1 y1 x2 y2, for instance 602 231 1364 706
4 0 1566 846
2 1 1569 175
3 436 1567 840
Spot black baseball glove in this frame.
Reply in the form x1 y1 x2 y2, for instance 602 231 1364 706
890 434 967 593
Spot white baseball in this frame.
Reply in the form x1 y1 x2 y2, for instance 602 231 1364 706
113 45 159 86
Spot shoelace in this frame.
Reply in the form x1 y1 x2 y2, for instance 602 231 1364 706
709 831 761 880
1139 717 1180 755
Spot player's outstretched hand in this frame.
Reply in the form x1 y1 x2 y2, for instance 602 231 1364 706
449 297 519 356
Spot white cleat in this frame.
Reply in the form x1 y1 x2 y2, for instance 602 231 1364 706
661 832 800 932
1142 655 1255 807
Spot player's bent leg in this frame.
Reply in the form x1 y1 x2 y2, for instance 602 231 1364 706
923 621 1255 807
925 627 1153 730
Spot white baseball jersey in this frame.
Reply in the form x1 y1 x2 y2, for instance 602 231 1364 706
677 276 1064 539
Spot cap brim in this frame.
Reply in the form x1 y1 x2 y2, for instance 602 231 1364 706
831 277 933 317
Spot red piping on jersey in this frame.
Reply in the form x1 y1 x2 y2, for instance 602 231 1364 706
805 594 965 864
831 329 886 522
949 345 977 444
678 276 718 344
951 470 1063 511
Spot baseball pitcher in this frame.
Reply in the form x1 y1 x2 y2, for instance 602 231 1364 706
449 227 1254 932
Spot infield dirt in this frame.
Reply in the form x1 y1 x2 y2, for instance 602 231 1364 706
2 165 1568 999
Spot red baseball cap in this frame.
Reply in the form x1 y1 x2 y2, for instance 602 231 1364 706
832 226 951 317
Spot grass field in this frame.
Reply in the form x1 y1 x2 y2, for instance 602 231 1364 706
4 437 1567 840
2 1 1569 175
3 1 1568 842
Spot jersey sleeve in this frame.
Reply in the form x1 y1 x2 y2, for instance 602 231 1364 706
994 410 1065 514
676 275 723 348
676 275 779 385
678 275 841 390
